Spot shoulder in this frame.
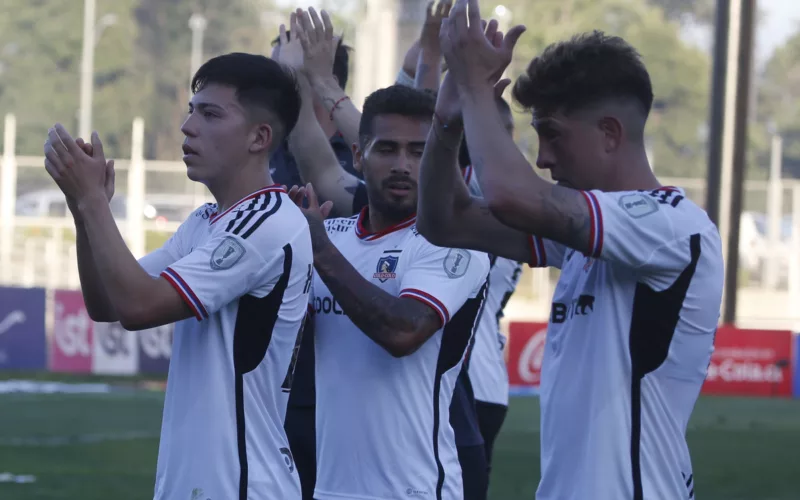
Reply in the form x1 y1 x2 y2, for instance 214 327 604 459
212 191 309 248
408 232 491 273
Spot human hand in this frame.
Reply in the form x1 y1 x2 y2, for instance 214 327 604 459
44 125 114 209
288 183 334 254
275 13 304 71
440 0 525 93
420 1 452 50
294 8 338 83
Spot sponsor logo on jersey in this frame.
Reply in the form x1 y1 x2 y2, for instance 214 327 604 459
374 255 399 282
443 248 471 278
280 447 295 472
551 294 595 324
619 193 659 218
406 487 431 498
210 236 246 270
314 296 344 315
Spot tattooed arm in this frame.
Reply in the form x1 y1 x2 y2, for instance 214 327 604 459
288 74 360 218
312 236 443 358
308 76 362 150
460 87 593 254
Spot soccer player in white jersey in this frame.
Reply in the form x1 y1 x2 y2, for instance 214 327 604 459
43 53 311 500
418 1 725 499
290 84 490 500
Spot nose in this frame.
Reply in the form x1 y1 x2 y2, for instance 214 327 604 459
535 141 556 171
180 112 198 138
390 150 413 175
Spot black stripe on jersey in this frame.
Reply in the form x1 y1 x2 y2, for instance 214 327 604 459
225 196 265 233
241 194 283 239
628 234 701 500
432 282 488 500
232 243 294 500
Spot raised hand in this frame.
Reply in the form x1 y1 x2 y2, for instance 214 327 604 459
288 183 334 255
276 13 305 71
44 125 113 206
440 0 525 92
294 8 338 83
420 1 452 51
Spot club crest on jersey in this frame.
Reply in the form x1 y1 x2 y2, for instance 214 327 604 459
374 256 399 282
210 236 246 270
619 193 659 219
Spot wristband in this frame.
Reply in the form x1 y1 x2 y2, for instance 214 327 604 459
329 96 350 121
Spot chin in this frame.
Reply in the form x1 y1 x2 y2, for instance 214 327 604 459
185 165 205 183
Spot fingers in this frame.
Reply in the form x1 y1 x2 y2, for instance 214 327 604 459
426 1 434 19
320 200 334 219
105 159 116 195
450 0 468 37
308 7 325 44
47 128 71 163
288 185 305 208
279 23 288 45
493 30 504 49
503 24 527 52
298 9 315 45
90 131 104 159
485 18 499 43
466 0 481 32
54 124 82 157
305 183 320 209
441 0 453 17
76 137 94 156
494 78 512 98
44 157 62 181
320 10 334 40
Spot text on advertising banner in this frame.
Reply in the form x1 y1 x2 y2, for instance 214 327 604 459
51 289 93 373
507 321 548 391
702 326 793 398
92 322 139 375
138 324 173 374
0 287 47 370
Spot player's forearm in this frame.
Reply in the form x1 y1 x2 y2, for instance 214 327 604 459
74 220 119 323
309 75 361 148
414 48 442 91
416 119 473 246
288 77 357 216
76 195 161 326
312 240 428 357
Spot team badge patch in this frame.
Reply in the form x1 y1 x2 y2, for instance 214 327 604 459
443 249 471 278
618 193 659 219
374 255 399 282
210 236 246 270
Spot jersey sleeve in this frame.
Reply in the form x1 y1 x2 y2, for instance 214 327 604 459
159 232 290 321
527 235 568 270
398 241 490 326
580 188 698 273
137 222 190 277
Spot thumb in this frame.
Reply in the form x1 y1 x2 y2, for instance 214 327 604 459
494 78 512 98
320 200 334 219
91 131 105 158
305 183 319 208
503 25 526 51
106 159 115 182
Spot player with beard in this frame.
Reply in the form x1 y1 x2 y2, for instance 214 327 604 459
290 84 490 500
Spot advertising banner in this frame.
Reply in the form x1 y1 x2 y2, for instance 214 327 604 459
507 321 548 394
92 322 139 375
137 324 173 374
51 290 93 373
0 287 47 370
702 326 793 398
794 334 800 399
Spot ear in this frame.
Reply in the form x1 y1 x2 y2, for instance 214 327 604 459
598 116 623 153
351 142 363 174
250 123 274 155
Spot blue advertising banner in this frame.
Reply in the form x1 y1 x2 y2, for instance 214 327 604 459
137 324 173 374
0 287 47 370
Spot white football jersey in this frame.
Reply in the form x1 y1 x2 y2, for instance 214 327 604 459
462 164 523 406
529 187 723 500
467 256 522 406
138 186 311 500
311 210 490 500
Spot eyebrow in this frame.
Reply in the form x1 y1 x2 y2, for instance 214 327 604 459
189 102 226 113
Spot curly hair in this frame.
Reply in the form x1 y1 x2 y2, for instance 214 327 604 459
512 31 653 118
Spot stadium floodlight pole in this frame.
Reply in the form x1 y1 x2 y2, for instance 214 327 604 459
78 0 117 141
704 0 731 227
722 0 756 325
189 13 208 93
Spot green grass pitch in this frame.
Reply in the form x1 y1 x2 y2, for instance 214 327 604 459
0 374 798 499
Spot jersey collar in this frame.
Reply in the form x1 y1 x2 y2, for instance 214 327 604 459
355 207 416 241
209 185 286 224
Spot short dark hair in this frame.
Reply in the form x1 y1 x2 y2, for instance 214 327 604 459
358 85 436 147
459 96 512 168
513 31 653 118
191 53 301 151
272 33 351 89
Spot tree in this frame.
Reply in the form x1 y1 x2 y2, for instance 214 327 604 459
484 0 711 178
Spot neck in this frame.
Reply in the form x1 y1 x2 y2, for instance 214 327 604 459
314 101 338 138
605 147 661 192
365 202 411 234
207 160 274 213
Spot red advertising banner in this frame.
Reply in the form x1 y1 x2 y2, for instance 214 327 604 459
507 321 548 390
51 290 93 373
702 326 793 398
